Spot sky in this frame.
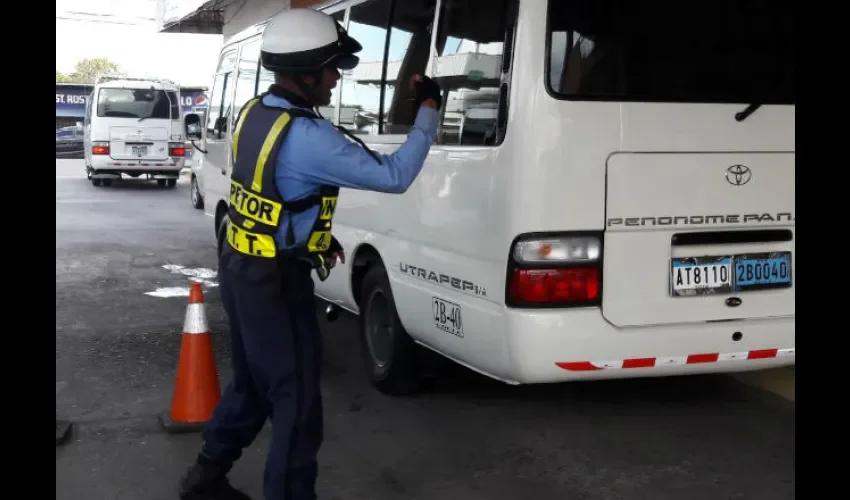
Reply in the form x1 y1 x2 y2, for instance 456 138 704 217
56 0 224 88
55 0 503 112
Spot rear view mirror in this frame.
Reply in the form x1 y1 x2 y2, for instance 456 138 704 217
213 116 228 138
184 113 202 141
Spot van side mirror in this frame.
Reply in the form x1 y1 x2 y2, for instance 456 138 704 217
213 116 228 138
184 113 202 141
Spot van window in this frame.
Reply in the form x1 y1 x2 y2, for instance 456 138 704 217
234 38 262 118
257 60 275 97
546 0 795 104
381 0 438 135
218 50 238 74
96 88 180 120
322 9 348 123
434 0 515 145
339 0 392 136
207 48 238 139
339 0 439 136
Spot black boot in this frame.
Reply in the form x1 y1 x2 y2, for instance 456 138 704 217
179 455 252 500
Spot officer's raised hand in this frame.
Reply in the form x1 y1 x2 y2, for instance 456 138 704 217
410 73 442 110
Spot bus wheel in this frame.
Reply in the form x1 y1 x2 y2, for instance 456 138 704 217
358 265 423 396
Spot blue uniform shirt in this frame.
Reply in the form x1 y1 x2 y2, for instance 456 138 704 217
262 93 439 249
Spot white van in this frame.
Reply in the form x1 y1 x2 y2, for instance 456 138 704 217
84 77 187 188
185 0 795 395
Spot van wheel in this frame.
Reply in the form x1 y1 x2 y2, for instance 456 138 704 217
216 215 229 261
166 178 177 188
190 176 204 209
91 178 102 187
102 179 112 187
358 265 423 396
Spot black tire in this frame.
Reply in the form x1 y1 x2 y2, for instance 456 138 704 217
166 178 177 188
216 214 230 262
190 176 204 209
102 178 112 187
91 178 102 187
157 179 167 187
358 265 423 396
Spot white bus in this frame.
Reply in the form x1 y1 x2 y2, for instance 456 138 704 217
84 77 187 188
188 0 795 395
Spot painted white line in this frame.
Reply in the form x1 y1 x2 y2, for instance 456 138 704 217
162 264 217 281
145 264 219 298
145 287 192 298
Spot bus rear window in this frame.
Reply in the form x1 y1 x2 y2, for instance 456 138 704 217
546 0 795 104
97 88 180 119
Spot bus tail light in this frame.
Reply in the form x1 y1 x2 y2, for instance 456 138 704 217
506 232 603 308
92 142 109 155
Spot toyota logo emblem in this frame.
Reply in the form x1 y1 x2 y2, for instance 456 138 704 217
725 165 752 186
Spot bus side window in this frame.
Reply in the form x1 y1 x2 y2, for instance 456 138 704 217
433 0 516 146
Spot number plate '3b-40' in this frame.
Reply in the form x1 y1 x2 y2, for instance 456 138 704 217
670 252 792 297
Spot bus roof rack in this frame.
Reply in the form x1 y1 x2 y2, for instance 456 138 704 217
96 75 179 86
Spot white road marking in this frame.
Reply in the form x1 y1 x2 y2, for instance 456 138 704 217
145 264 219 298
145 287 193 298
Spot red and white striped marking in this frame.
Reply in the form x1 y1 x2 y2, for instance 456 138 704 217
555 348 795 371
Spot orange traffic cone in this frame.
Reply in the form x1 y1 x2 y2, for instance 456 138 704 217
158 282 221 433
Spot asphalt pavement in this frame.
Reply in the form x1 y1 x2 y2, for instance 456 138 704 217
56 159 795 500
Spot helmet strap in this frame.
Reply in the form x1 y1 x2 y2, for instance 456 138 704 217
292 70 325 109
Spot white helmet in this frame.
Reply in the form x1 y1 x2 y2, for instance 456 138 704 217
260 8 362 75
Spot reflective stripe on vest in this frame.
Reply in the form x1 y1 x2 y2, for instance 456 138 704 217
253 112 291 192
226 220 276 258
231 98 260 162
229 179 282 227
306 195 338 252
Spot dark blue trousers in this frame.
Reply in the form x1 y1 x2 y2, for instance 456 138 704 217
201 249 323 500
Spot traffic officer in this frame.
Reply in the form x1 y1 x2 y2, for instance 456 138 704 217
178 7 442 500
